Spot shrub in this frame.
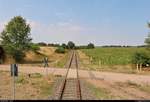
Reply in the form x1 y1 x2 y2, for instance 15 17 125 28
55 47 65 53
31 43 40 52
132 51 150 66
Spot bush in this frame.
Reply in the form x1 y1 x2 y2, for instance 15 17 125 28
132 51 150 66
55 47 65 53
31 43 40 52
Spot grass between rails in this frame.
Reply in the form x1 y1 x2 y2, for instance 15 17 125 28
0 71 55 100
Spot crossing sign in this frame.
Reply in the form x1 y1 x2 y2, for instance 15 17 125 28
43 57 49 67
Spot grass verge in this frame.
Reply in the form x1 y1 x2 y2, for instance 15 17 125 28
86 81 115 99
0 71 55 100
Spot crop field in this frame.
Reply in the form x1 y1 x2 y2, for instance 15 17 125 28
79 47 150 73
81 47 147 65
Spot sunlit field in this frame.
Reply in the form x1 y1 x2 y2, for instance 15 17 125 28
81 47 147 65
79 47 150 73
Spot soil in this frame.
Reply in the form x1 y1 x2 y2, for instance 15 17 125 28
86 79 150 99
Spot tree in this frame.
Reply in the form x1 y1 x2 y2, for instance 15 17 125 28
0 46 5 64
67 41 75 49
145 22 150 50
61 43 67 49
0 16 32 62
87 43 95 49
55 47 65 53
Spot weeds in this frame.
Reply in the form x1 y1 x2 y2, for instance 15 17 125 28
15 76 29 84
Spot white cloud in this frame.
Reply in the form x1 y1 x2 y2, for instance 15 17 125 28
0 19 145 46
26 20 88 44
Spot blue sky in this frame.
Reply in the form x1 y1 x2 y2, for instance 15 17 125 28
0 0 150 46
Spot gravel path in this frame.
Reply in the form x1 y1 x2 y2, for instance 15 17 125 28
0 65 150 85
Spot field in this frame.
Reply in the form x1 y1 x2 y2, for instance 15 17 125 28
0 71 56 100
78 47 150 73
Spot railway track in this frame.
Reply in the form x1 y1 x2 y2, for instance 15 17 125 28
52 50 82 100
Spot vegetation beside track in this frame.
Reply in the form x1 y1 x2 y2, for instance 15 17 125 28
85 81 116 99
81 47 147 65
3 46 68 68
0 71 56 100
78 47 150 73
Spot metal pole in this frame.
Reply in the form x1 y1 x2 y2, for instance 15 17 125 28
45 66 48 77
12 64 15 100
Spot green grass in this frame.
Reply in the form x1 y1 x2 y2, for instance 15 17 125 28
15 75 29 84
79 47 150 73
30 73 43 78
81 47 147 65
15 73 43 84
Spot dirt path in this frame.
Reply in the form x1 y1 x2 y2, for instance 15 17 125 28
0 65 150 85
1 65 150 99
79 70 150 85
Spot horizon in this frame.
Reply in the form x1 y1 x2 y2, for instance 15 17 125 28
33 41 146 47
0 0 150 46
